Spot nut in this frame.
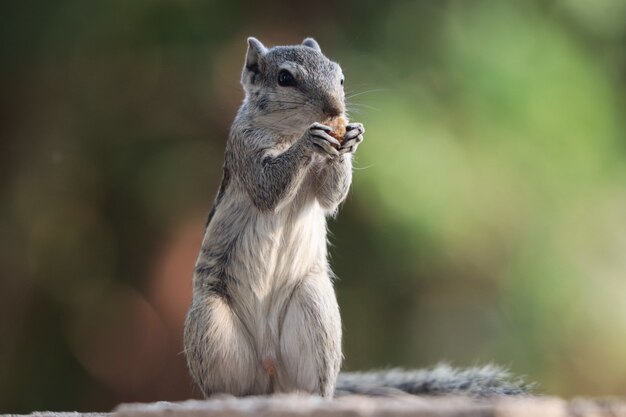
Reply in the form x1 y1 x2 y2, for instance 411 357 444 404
325 115 348 147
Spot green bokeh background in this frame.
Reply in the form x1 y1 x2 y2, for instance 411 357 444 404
2 0 626 412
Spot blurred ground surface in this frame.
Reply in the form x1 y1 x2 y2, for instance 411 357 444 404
7 396 626 417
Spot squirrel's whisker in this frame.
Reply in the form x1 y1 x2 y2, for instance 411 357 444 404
263 106 300 115
266 100 307 106
347 103 381 112
345 88 390 99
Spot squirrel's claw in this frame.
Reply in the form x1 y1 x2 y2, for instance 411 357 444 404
308 123 341 157
340 123 364 154
345 123 364 138
310 122 334 133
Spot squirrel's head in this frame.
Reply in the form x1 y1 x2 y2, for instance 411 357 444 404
241 37 345 134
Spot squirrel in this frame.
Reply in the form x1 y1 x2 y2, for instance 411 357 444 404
183 37 530 399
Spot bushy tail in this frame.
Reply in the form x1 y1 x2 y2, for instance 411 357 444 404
335 364 532 398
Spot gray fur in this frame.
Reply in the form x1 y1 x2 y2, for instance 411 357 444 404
184 37 529 400
336 364 533 398
184 37 355 397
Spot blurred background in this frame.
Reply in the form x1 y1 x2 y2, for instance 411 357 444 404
2 0 626 412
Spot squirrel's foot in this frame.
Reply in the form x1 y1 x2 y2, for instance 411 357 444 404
339 123 364 154
307 122 341 158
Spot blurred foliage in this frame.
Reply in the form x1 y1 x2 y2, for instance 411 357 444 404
1 0 626 412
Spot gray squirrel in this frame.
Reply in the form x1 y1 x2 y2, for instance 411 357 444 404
183 37 530 398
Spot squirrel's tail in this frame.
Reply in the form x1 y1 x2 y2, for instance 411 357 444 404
335 363 532 398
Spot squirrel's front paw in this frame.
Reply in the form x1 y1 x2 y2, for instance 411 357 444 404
339 123 364 154
305 122 341 158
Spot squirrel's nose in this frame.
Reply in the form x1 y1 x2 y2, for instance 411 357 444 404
323 102 343 118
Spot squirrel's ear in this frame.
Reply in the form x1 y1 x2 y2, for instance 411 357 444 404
245 37 267 70
302 37 321 53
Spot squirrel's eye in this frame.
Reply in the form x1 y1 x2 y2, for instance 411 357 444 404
278 70 296 87
340 77 344 86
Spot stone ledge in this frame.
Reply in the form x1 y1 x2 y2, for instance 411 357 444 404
8 395 626 417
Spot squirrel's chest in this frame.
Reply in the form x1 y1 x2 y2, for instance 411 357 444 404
242 201 327 291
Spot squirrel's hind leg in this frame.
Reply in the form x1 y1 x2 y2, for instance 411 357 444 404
184 296 266 397
277 272 342 397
